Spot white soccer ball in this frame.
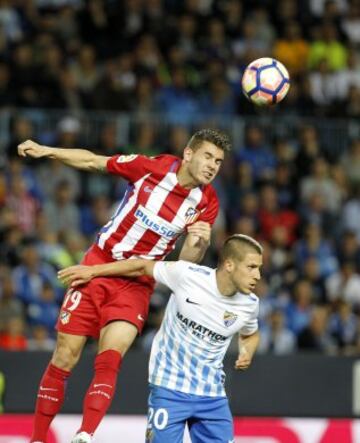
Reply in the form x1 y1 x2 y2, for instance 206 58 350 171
242 57 290 106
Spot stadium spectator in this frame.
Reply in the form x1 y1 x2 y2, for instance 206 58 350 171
259 309 296 354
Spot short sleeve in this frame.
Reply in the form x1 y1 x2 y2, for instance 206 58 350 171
106 154 154 182
153 260 189 292
197 188 219 226
239 301 259 336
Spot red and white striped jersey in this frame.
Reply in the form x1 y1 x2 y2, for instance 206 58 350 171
96 153 219 261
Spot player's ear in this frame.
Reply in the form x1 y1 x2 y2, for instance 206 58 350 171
183 146 193 163
224 258 235 273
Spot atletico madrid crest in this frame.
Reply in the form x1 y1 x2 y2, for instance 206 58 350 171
223 311 238 328
60 310 71 325
185 207 200 224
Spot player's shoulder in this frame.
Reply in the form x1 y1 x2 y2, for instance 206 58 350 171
152 153 180 166
201 183 219 202
248 292 259 305
180 261 212 276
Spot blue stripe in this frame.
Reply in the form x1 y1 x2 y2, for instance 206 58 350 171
96 183 134 243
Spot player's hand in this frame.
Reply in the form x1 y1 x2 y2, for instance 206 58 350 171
187 221 211 244
18 139 50 158
58 265 95 287
234 349 252 371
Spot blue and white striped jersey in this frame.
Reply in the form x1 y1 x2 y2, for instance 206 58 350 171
149 260 259 397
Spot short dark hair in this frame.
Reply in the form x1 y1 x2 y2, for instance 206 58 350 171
188 128 231 153
218 234 263 266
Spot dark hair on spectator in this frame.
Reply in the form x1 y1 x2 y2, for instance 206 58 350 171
188 128 231 153
218 234 263 266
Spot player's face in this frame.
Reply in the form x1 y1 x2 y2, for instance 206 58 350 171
184 142 224 185
232 252 262 294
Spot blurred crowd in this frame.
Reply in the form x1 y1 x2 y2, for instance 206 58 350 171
0 0 358 120
0 0 360 356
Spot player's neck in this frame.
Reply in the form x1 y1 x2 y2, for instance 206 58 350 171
177 165 200 189
215 270 237 297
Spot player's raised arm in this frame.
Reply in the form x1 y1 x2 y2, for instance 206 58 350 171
18 139 110 172
58 259 156 287
179 221 211 263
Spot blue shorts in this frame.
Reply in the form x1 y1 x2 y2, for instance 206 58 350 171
145 385 234 443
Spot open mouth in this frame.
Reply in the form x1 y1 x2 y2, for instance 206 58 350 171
203 172 213 180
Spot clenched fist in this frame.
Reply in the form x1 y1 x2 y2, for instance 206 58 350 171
18 139 50 158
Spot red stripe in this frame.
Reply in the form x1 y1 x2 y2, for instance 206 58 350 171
104 172 167 254
124 182 191 259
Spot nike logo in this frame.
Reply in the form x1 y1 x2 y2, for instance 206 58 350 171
137 314 145 321
40 387 58 392
186 298 200 305
144 186 154 193
94 383 113 388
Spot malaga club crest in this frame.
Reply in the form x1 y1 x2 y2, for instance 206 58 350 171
223 311 238 328
185 207 200 224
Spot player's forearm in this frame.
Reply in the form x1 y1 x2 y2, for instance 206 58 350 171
239 330 260 358
178 235 209 263
44 146 108 171
91 259 155 278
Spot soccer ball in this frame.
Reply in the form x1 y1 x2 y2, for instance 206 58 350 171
241 57 290 106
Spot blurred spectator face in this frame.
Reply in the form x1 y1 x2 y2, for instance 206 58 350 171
91 196 111 226
178 15 196 37
54 181 73 205
300 125 318 148
136 123 155 151
62 231 86 255
172 68 187 89
209 77 230 103
32 324 50 342
78 45 96 69
6 316 25 336
233 216 256 237
14 44 33 66
305 223 322 243
9 175 28 198
169 126 190 155
350 139 360 158
237 162 253 186
340 261 356 279
168 46 186 67
241 192 258 215
0 62 9 87
40 284 56 303
294 279 313 306
137 76 153 101
260 185 278 212
312 157 329 178
276 163 292 185
245 126 264 147
308 192 327 212
277 0 298 21
208 19 225 44
303 257 321 280
323 23 338 42
21 245 39 268
341 231 359 254
12 117 34 140
284 21 302 40
100 123 117 154
270 225 288 247
269 310 285 331
309 306 329 335
1 276 15 300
